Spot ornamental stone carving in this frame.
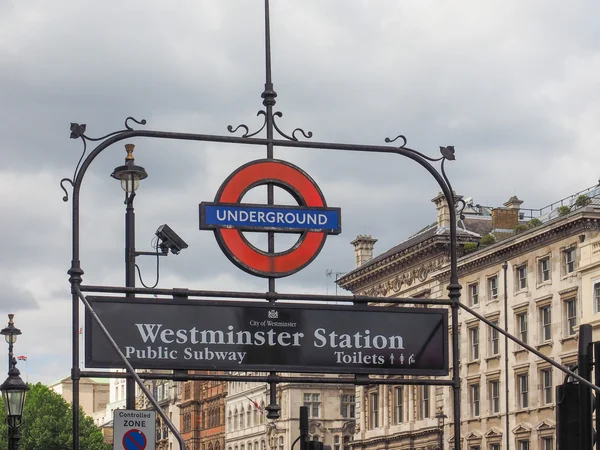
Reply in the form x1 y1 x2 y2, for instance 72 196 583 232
361 257 450 297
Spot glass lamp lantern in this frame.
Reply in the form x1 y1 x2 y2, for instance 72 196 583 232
111 144 148 193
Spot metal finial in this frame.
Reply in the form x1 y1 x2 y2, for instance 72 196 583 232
125 144 135 161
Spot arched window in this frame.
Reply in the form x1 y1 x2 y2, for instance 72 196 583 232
247 405 252 427
343 435 351 450
208 443 213 450
215 443 220 450
234 408 239 431
228 410 232 431
261 440 266 450
216 407 220 426
254 441 259 450
334 436 340 450
279 436 284 450
260 402 266 424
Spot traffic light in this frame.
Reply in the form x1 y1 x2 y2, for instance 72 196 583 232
557 382 580 449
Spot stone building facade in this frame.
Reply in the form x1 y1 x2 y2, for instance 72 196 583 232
337 184 600 450
224 376 356 450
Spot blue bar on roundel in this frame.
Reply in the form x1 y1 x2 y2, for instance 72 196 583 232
200 203 341 234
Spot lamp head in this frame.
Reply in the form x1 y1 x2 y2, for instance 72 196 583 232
0 362 28 417
111 144 148 193
0 314 21 345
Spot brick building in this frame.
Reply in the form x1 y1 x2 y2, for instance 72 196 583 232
180 372 228 450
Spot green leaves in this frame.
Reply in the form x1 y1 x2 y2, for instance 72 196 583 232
0 383 110 450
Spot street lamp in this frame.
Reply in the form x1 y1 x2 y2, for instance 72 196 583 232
435 407 447 450
111 144 147 409
0 315 29 450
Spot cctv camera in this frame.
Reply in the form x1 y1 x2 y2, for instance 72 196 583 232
155 224 188 255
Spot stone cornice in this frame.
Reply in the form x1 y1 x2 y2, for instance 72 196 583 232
353 427 438 446
337 235 452 291
434 213 600 281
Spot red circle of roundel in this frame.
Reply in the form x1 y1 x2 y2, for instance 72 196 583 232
214 159 328 278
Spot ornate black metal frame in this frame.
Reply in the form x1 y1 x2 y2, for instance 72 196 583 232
61 2 599 450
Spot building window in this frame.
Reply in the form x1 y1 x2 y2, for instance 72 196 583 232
538 257 551 283
518 373 529 409
540 305 552 342
470 447 480 450
343 436 351 450
541 368 553 405
490 445 500 450
516 312 528 345
595 283 600 313
247 406 251 427
470 327 480 360
469 283 479 306
419 385 430 419
470 384 480 417
489 380 500 414
369 392 379 428
488 320 499 356
279 437 284 450
564 247 576 274
542 437 553 450
564 298 577 336
394 387 404 424
340 394 355 419
488 276 498 300
334 436 340 450
304 393 320 418
518 442 530 450
516 265 527 290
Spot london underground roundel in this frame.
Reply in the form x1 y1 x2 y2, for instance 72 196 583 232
199 159 341 278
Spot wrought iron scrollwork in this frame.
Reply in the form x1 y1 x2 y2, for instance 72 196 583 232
227 110 267 138
272 111 313 141
384 134 407 147
61 117 147 202
455 197 467 221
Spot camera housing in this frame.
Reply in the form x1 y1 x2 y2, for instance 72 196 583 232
155 224 188 255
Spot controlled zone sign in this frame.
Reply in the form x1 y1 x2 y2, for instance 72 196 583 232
86 297 448 376
199 159 341 278
113 409 155 450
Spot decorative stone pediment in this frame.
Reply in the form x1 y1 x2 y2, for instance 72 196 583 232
484 428 503 439
360 256 450 297
512 423 532 436
536 419 556 431
465 431 482 442
308 420 324 435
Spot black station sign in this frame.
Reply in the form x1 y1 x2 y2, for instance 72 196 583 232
85 297 448 376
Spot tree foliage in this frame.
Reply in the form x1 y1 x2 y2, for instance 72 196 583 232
0 383 110 450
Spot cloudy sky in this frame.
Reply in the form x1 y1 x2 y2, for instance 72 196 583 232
1 0 599 385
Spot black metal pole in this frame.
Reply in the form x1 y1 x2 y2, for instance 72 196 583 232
125 190 136 409
503 261 509 450
299 406 309 450
595 342 600 450
7 417 21 450
578 324 593 450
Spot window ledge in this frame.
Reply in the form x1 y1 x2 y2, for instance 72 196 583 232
536 404 555 412
515 289 529 296
536 280 552 288
486 298 500 306
484 355 501 362
466 360 481 367
561 272 577 280
485 413 502 421
559 335 577 344
535 341 553 350
513 348 528 355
